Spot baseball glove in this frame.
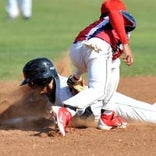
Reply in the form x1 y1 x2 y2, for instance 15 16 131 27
67 75 87 95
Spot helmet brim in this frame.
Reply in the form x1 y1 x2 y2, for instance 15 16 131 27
20 78 30 86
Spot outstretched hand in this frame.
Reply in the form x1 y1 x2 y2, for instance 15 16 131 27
121 44 134 66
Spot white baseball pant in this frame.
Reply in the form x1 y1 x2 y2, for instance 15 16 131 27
63 38 120 112
6 0 32 18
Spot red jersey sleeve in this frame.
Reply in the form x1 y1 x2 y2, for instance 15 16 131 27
101 0 128 44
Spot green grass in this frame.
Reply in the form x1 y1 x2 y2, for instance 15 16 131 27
122 0 156 76
0 0 155 80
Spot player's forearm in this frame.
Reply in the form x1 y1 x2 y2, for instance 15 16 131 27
109 10 128 44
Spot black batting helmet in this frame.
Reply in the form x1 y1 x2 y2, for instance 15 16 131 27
21 57 58 87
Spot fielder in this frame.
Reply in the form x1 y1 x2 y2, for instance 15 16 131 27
64 0 136 132
6 0 32 19
21 58 156 136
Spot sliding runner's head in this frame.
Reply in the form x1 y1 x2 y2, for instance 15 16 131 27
21 57 58 89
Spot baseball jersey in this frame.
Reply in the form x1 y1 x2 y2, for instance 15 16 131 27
74 0 129 59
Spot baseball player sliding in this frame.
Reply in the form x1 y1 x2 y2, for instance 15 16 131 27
21 58 156 137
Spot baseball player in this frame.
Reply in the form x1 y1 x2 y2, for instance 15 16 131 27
21 58 156 137
6 0 32 19
65 0 136 131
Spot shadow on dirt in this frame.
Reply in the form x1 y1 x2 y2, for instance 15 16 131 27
0 82 95 137
0 83 55 133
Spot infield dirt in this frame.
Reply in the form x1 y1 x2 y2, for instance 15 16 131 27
0 58 156 156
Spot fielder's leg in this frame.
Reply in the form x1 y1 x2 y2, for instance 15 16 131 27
19 0 32 19
98 58 127 130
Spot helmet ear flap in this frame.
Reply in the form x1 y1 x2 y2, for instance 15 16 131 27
37 77 53 87
49 66 58 79
28 77 53 87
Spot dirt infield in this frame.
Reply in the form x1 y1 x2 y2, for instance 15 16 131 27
0 59 156 156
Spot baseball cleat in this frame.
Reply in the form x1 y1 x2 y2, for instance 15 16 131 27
51 106 72 136
97 111 127 130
